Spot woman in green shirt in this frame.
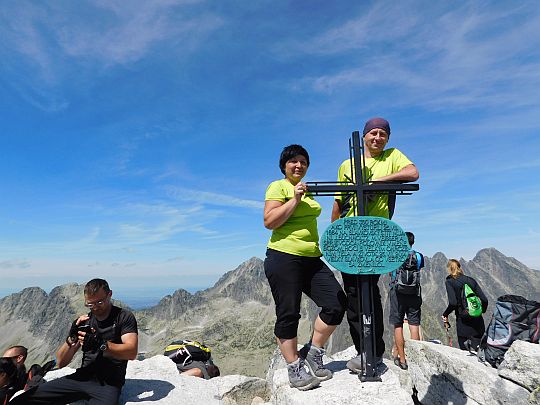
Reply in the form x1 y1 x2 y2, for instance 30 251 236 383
264 144 346 391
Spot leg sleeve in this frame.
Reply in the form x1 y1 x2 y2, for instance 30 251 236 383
342 274 385 357
342 272 362 353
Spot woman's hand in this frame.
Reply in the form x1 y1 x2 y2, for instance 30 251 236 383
264 184 307 230
293 182 307 201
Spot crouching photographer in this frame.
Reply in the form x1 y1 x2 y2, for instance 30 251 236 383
11 278 138 405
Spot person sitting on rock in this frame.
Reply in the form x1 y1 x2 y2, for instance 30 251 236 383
2 345 28 391
164 340 220 380
264 144 347 391
11 278 138 405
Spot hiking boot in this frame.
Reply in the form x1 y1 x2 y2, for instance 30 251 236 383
287 358 320 391
299 344 333 381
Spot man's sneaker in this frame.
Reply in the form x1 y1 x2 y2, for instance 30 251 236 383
375 357 388 376
299 344 333 381
346 353 365 373
287 358 320 391
347 354 387 376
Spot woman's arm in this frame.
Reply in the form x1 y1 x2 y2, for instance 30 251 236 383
442 280 457 317
263 182 306 229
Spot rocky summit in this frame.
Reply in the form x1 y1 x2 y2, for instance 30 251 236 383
10 341 539 405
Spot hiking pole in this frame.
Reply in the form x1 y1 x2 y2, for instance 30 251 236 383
443 320 453 347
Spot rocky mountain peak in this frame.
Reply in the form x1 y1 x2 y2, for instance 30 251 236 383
209 257 270 304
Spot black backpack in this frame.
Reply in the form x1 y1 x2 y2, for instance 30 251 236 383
164 340 212 366
24 360 56 391
478 295 540 368
395 250 421 295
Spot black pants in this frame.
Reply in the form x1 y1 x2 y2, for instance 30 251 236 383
264 249 346 339
342 273 385 358
458 336 481 351
10 374 121 405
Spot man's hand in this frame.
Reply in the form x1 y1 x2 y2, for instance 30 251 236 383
80 329 104 352
66 315 90 347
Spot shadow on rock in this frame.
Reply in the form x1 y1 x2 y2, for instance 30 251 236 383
325 360 348 372
416 373 468 405
120 379 175 403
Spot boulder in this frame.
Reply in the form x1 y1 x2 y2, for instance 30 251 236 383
498 341 540 395
28 356 269 405
269 345 414 404
406 340 531 404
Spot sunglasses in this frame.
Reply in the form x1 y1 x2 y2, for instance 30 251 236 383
84 295 110 308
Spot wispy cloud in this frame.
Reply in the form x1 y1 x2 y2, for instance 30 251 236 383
0 0 224 111
0 260 31 270
165 186 264 210
57 0 223 66
288 2 540 112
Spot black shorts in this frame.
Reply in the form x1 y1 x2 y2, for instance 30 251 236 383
389 287 422 326
177 361 211 380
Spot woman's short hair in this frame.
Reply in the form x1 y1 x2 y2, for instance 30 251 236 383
279 144 310 175
447 259 463 279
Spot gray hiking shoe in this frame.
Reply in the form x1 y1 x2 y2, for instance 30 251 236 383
287 358 320 391
299 344 333 381
347 354 387 376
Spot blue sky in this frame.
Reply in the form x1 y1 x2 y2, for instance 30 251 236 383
1 0 539 297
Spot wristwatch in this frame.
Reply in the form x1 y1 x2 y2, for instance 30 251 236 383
99 341 108 352
66 335 77 346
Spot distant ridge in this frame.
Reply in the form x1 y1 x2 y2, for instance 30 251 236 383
1 248 539 377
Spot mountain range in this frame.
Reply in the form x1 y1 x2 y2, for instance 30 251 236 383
1 248 539 378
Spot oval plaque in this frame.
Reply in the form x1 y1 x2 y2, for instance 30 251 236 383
320 216 410 275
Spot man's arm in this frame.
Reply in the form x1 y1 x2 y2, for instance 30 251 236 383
104 333 138 361
56 341 80 368
331 200 342 223
373 164 419 182
56 314 88 368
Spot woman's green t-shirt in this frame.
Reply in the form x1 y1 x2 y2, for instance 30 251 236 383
265 179 322 257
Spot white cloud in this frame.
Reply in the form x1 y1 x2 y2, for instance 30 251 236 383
289 3 540 112
0 0 224 111
0 260 31 269
165 186 264 210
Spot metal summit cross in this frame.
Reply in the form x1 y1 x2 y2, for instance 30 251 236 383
307 130 419 382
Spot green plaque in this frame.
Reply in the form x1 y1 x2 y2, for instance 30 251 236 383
320 216 409 275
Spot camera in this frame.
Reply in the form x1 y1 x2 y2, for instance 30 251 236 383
78 324 91 333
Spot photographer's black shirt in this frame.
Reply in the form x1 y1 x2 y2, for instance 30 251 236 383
77 305 137 387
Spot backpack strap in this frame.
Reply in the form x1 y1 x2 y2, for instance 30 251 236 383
415 252 422 270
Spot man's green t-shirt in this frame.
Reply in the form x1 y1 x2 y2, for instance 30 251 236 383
336 148 413 218
265 179 322 257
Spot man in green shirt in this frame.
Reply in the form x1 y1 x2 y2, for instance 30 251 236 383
331 117 419 375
